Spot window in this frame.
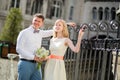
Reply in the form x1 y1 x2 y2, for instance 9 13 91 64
26 0 32 15
98 7 103 20
10 0 20 8
31 0 43 15
111 7 116 20
69 6 74 20
92 7 97 20
50 0 63 18
104 7 109 20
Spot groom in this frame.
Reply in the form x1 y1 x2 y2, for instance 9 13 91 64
16 13 76 80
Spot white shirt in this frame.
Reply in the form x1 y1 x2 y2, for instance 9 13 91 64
16 25 53 60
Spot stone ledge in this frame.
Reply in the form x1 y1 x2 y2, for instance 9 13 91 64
0 58 18 80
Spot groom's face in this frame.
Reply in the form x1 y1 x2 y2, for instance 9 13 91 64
32 17 44 29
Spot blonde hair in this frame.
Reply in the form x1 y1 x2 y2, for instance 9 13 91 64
53 19 69 38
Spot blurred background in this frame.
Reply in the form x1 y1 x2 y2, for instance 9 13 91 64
0 0 120 80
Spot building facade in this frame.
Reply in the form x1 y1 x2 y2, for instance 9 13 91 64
0 0 120 39
0 1 120 80
81 0 120 39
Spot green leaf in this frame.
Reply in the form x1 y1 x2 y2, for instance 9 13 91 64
0 8 23 45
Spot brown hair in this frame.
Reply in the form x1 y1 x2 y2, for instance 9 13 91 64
53 19 69 38
33 13 44 21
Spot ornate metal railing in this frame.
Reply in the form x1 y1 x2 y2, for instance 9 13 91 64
64 39 120 80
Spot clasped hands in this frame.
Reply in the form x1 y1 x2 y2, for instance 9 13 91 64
34 55 46 63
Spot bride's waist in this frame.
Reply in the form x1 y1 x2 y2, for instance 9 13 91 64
49 54 64 60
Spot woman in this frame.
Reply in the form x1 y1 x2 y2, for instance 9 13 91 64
44 19 84 80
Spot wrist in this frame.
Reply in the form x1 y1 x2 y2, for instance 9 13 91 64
34 56 37 61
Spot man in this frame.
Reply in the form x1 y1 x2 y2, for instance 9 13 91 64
16 13 75 80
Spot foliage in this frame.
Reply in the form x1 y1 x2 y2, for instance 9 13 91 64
0 8 23 45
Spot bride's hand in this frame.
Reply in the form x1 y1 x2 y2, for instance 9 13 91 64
79 24 87 37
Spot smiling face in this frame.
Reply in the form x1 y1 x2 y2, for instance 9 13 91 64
32 17 44 29
53 21 64 33
53 19 69 38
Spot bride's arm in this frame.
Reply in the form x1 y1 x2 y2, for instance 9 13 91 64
65 28 84 53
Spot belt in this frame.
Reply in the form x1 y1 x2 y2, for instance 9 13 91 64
20 59 36 63
49 54 63 60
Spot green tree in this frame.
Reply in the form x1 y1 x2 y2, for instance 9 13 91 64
0 8 23 45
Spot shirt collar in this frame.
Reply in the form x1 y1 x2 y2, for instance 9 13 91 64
29 25 40 32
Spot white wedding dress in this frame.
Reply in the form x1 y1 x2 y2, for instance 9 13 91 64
44 38 68 80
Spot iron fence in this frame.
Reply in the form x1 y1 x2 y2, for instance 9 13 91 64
64 39 120 80
41 38 120 80
41 20 120 80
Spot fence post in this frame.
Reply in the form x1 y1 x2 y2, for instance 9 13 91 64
100 50 108 80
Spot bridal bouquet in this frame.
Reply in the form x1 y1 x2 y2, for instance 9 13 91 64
35 47 49 69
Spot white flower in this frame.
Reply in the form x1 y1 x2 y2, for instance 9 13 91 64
36 47 49 58
35 47 49 69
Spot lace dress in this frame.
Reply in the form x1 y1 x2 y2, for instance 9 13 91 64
44 38 68 80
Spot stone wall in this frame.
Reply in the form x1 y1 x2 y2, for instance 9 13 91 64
0 58 18 80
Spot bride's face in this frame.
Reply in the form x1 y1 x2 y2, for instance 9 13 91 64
53 21 63 33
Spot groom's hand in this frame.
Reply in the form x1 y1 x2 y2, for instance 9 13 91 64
34 56 47 63
67 22 76 27
38 57 45 63
34 56 42 62
34 56 39 62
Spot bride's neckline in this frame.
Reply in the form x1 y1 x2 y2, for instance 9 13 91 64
53 37 65 40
